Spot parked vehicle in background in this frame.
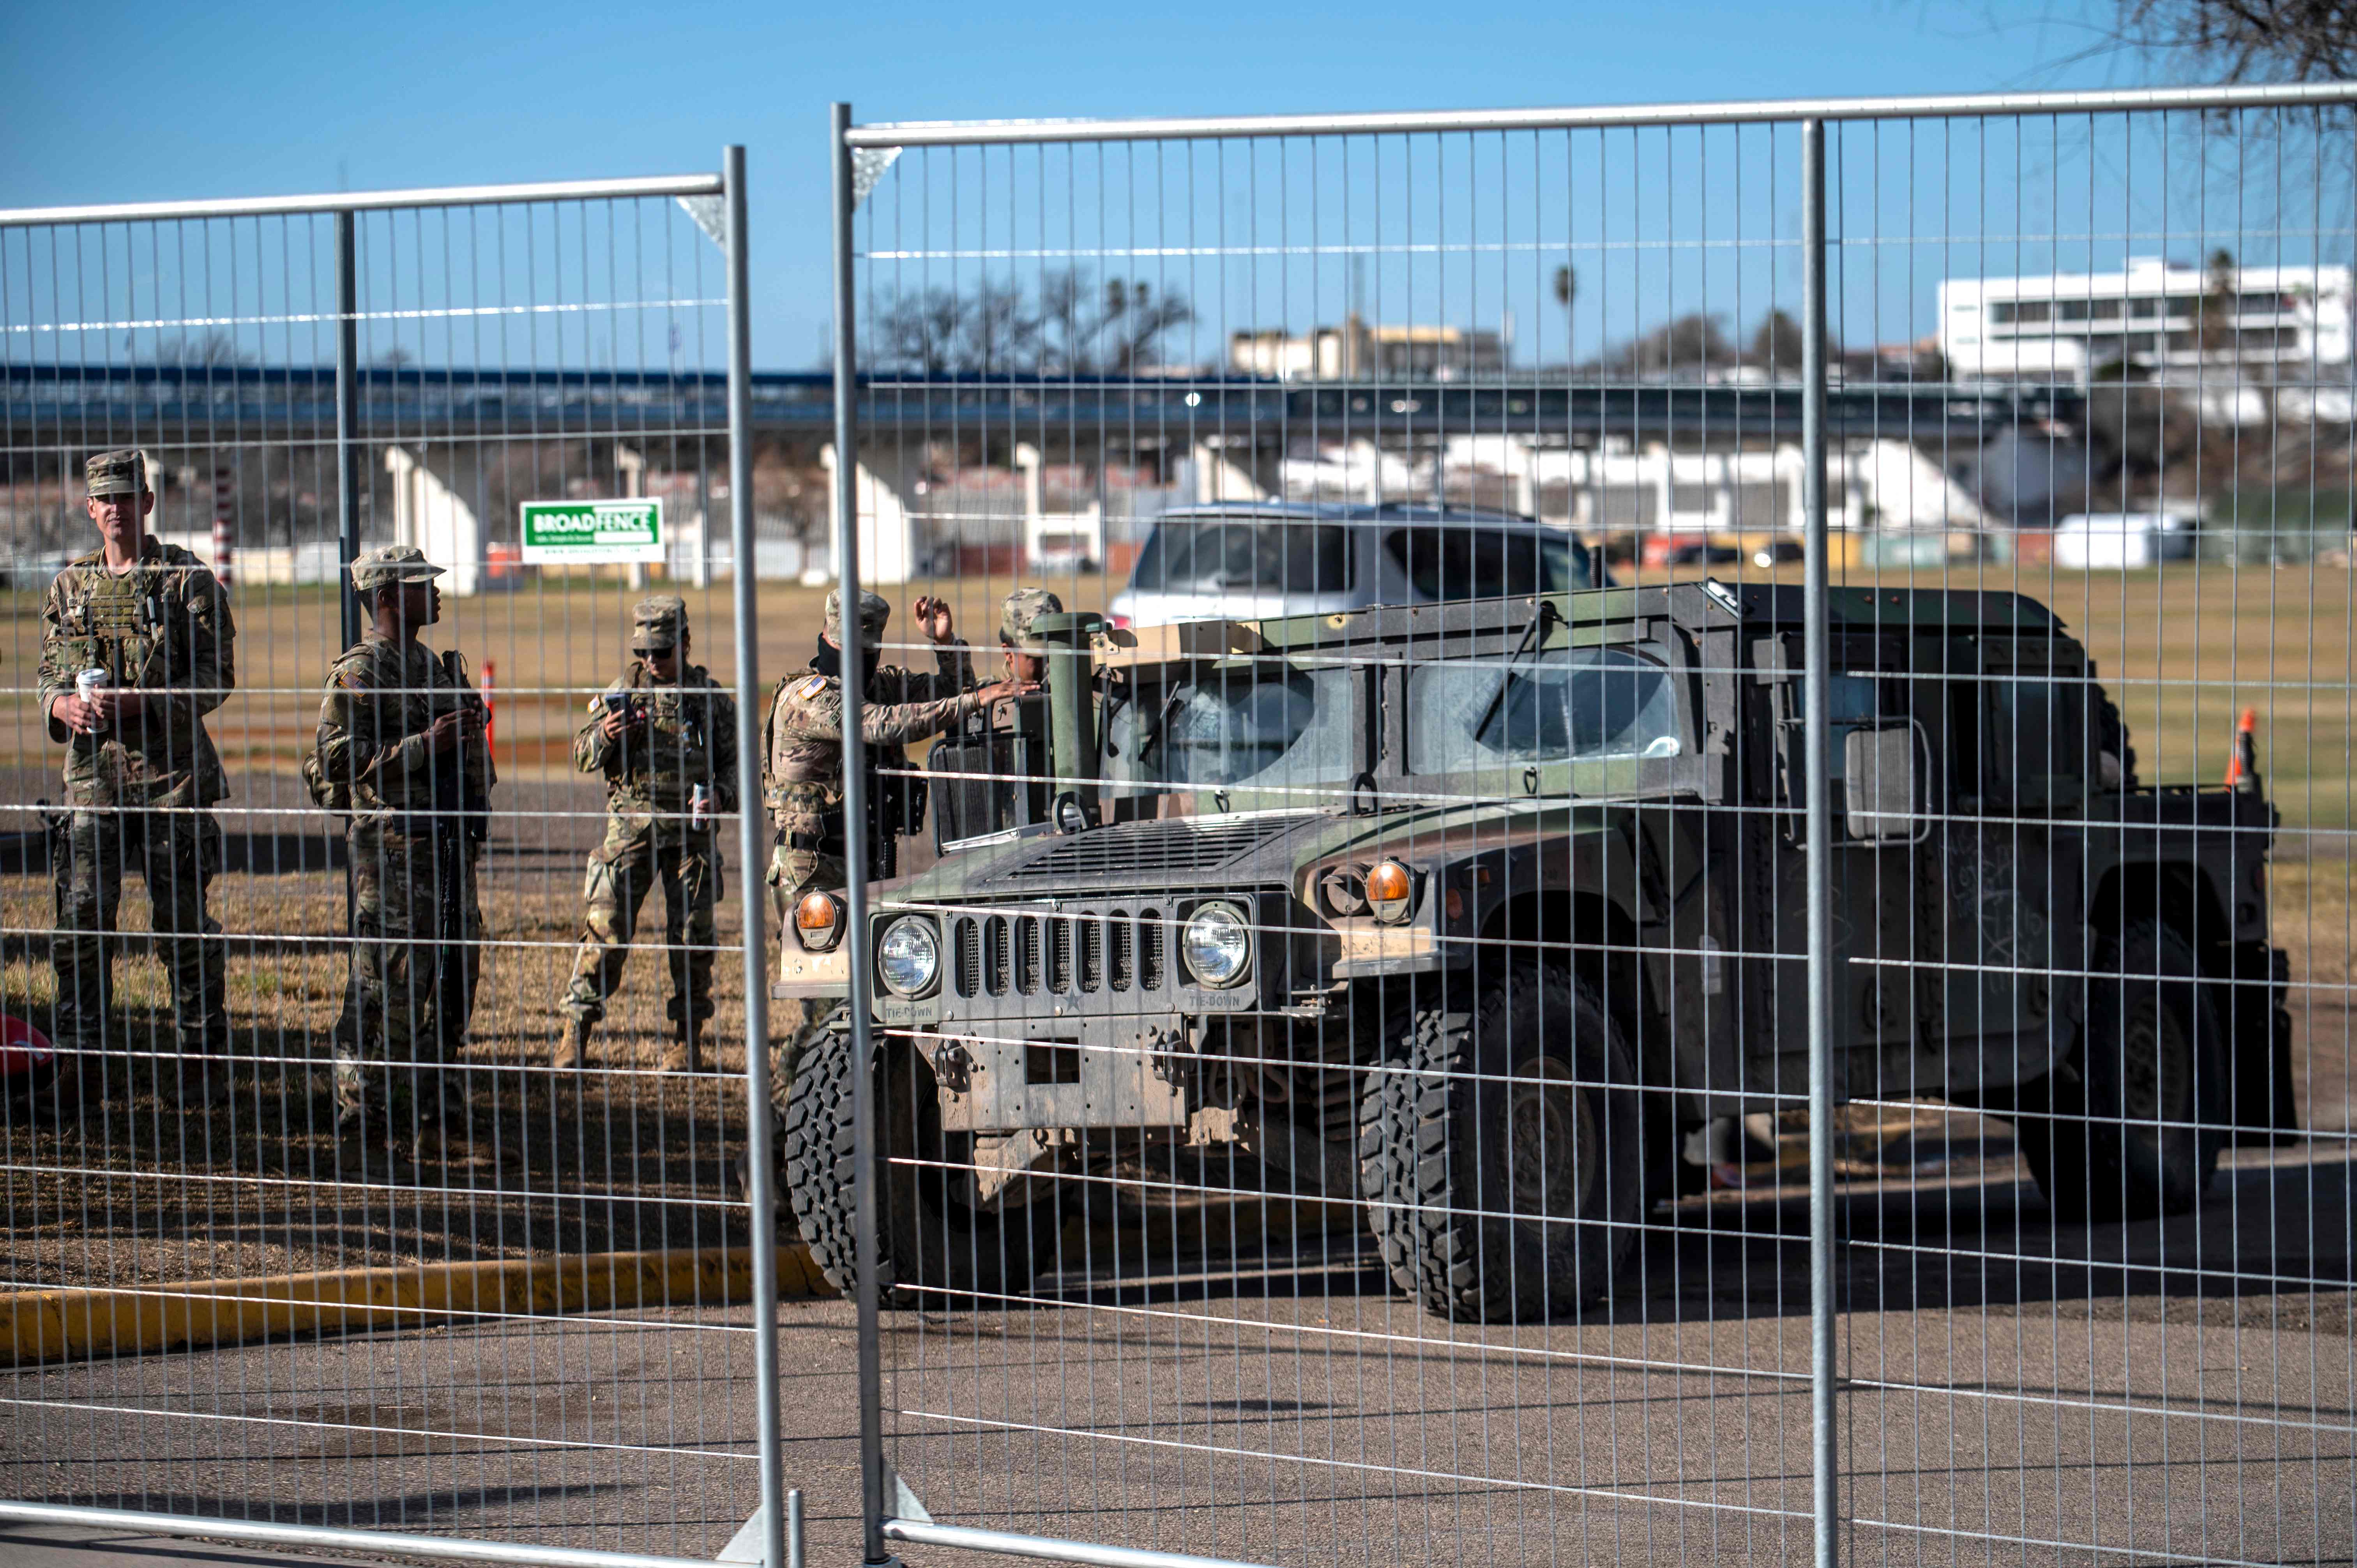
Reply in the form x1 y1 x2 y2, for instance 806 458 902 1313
1105 502 1606 627
2054 510 2200 569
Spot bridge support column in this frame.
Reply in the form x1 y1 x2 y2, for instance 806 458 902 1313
820 443 919 584
1187 439 1278 506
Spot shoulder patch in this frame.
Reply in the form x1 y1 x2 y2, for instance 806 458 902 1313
794 675 829 700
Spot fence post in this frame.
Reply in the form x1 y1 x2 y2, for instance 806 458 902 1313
724 142 789 1568
334 208 361 650
1799 113 1839 1568
829 98 898 1568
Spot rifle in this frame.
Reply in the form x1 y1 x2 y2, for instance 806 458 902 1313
431 651 490 1058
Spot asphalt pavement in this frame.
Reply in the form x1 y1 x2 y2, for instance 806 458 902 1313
2 1146 2349 1568
0 1522 402 1568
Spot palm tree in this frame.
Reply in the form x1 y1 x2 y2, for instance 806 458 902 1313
1553 265 1577 370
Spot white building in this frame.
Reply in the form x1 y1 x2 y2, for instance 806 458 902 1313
1230 316 1505 381
1440 434 1994 535
1939 257 2352 382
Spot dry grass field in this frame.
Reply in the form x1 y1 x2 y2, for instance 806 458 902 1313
0 561 2349 1296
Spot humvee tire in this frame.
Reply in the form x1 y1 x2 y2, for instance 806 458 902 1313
1359 964 1643 1321
782 1012 1057 1307
2018 920 2226 1224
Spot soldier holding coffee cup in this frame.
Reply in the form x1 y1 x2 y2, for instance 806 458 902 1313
37 450 237 1108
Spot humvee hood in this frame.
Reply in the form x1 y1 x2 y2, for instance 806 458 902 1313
916 810 1333 899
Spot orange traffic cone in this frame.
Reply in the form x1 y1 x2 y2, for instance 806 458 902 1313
480 659 496 753
2224 706 2260 794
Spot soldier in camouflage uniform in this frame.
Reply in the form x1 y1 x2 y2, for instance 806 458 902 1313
37 449 237 1107
308 545 494 1158
763 590 1033 1048
998 586 1062 684
557 596 737 1074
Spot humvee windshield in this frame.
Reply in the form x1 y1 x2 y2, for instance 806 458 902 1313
1406 647 1682 771
1109 662 1354 791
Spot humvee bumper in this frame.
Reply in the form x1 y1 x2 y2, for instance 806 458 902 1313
919 1015 1193 1133
772 940 851 1001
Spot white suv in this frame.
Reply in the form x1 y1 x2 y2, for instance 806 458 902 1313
1106 503 1607 628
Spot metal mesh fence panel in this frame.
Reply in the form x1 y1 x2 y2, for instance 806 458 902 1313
813 90 2357 1568
0 169 790 1565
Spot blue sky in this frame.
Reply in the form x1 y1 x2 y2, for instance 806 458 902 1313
1 0 2180 367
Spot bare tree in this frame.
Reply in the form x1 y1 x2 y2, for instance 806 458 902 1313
162 330 252 367
1608 312 1738 375
875 270 1192 375
1035 274 1196 375
2114 0 2357 81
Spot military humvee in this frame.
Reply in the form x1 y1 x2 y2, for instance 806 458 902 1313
775 581 2296 1322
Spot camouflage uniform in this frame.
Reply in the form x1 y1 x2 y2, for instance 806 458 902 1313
558 597 737 1070
311 546 494 1134
991 587 1063 727
37 450 236 1090
764 590 978 1044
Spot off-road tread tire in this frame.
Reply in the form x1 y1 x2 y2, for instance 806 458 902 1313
1358 963 1642 1323
2018 919 2224 1224
781 1015 1051 1307
779 1016 879 1296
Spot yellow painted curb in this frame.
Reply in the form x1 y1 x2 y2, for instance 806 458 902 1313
0 1241 836 1367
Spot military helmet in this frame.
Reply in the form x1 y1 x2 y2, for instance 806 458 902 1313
84 449 150 499
631 594 687 652
999 586 1065 653
349 544 445 593
823 588 891 645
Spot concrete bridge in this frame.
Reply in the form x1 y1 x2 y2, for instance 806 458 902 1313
4 362 2077 585
3 362 2077 456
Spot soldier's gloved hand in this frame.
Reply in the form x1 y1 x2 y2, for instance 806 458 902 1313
597 707 642 742
975 677 1041 707
428 708 484 755
913 595 956 645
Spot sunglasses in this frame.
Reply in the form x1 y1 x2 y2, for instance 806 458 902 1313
638 644 677 658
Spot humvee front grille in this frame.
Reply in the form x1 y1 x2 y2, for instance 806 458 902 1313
952 908 1171 999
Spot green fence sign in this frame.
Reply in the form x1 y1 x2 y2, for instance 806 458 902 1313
519 499 664 564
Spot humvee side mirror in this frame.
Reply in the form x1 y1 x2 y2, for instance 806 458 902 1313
1845 722 1928 842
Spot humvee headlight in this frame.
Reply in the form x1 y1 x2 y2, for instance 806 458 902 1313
795 891 844 952
1182 902 1253 988
1366 860 1416 924
877 916 942 998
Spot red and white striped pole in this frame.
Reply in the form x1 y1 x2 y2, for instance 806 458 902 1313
210 463 234 590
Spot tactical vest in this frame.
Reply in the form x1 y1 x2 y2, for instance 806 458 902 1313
50 546 224 806
54 556 191 697
610 661 721 816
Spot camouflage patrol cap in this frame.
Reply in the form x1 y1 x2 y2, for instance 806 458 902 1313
349 544 445 593
630 594 687 651
84 449 150 498
999 586 1064 652
822 588 891 645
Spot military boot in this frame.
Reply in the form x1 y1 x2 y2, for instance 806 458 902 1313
655 1019 704 1074
175 1052 231 1109
554 1017 592 1071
